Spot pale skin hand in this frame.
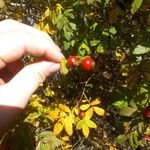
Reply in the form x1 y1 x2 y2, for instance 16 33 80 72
0 19 64 130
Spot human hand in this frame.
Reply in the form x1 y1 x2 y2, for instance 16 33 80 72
0 19 64 109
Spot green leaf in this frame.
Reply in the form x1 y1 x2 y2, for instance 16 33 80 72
133 45 150 54
119 107 137 117
146 27 150 32
90 40 100 46
63 41 70 50
60 58 69 75
109 27 117 35
96 43 104 53
79 42 90 54
116 134 126 144
131 0 143 14
112 100 128 109
69 22 76 30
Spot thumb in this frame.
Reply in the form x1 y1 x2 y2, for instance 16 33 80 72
0 61 60 108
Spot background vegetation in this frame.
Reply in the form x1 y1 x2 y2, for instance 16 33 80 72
0 0 150 149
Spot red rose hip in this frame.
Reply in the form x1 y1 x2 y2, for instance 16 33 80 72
79 111 85 118
81 57 95 71
143 107 150 118
68 55 78 68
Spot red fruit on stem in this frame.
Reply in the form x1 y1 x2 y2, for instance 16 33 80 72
68 55 78 68
81 57 95 71
143 135 150 140
79 111 85 118
143 107 150 118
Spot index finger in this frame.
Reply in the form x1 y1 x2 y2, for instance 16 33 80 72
0 30 64 69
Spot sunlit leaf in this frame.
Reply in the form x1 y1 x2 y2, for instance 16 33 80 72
80 104 90 111
76 119 85 130
54 122 63 135
133 44 150 54
90 98 101 106
49 109 60 122
85 108 93 119
96 43 104 53
62 136 70 141
119 107 137 117
109 27 117 35
44 86 54 97
64 144 72 149
85 119 97 128
74 107 79 115
59 111 67 117
59 104 71 113
90 40 100 46
64 116 73 136
116 134 126 144
112 100 128 109
82 99 89 103
0 0 5 9
93 107 105 116
82 124 89 138
131 0 143 14
60 58 69 75
38 131 61 150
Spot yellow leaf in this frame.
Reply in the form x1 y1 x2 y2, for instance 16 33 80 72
49 108 60 122
0 0 5 9
54 122 63 135
62 136 70 141
64 144 72 149
44 85 54 97
85 108 94 119
82 125 89 138
82 99 88 103
60 111 67 117
85 119 97 128
93 107 105 116
69 113 75 124
90 98 101 106
59 104 71 113
55 3 63 15
60 58 69 75
74 107 79 115
76 120 85 130
80 104 90 111
64 116 73 136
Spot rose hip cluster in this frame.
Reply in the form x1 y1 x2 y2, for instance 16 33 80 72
67 55 95 71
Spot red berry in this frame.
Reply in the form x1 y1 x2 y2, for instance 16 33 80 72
79 111 85 118
143 107 150 118
81 57 95 71
143 135 150 140
68 55 78 68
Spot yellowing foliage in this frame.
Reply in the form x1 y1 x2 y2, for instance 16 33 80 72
54 122 63 135
64 116 73 136
59 104 71 113
90 98 101 106
93 107 105 116
80 104 90 110
34 4 63 35
85 108 93 119
82 124 89 138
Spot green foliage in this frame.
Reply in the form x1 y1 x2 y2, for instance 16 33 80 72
0 0 150 149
